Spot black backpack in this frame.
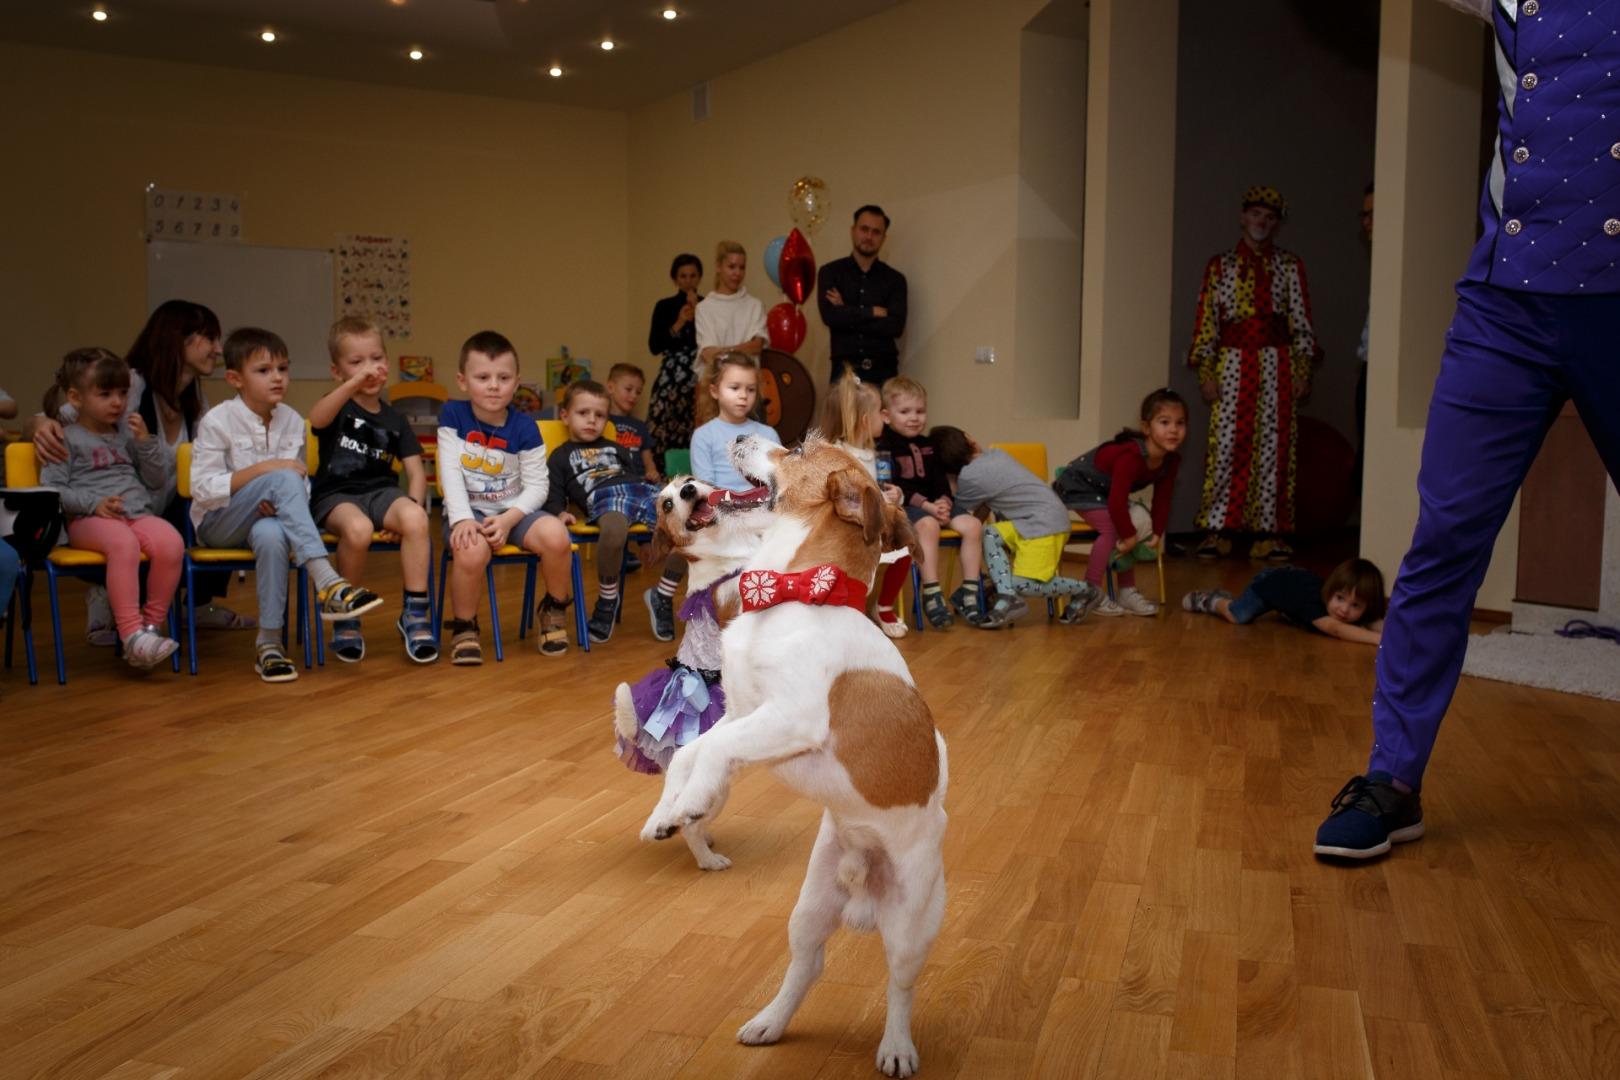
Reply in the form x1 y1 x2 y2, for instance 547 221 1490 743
0 487 65 561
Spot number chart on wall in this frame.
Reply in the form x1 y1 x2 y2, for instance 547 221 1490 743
145 188 242 244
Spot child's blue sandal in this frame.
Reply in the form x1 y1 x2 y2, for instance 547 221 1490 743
921 588 954 628
396 600 439 664
330 619 365 663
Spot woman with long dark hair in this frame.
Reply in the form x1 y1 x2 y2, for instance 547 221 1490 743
643 254 703 473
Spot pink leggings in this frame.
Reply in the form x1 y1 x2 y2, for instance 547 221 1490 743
1078 508 1135 589
66 515 184 640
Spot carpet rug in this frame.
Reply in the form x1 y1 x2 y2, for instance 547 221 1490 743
1463 629 1620 702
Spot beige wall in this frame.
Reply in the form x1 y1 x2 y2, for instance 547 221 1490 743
1363 0 1518 610
0 43 627 419
626 0 1176 466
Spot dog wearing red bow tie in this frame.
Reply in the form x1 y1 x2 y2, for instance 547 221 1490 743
641 434 945 1078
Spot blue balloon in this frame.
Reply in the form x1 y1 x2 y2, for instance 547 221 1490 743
763 235 787 289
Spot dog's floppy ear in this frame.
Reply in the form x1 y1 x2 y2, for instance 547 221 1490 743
642 517 676 564
882 502 923 564
827 467 886 547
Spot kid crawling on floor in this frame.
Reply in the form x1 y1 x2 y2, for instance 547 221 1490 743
1183 559 1386 645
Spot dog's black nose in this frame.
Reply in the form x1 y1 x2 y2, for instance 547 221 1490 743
680 482 697 502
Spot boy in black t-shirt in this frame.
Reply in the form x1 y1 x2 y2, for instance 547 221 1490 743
309 317 435 663
604 363 659 483
873 376 984 628
545 380 688 645
1182 559 1386 645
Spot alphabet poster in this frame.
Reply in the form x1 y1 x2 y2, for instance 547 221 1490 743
337 233 411 338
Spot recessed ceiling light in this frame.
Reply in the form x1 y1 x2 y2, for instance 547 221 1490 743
91 7 108 21
408 48 423 60
600 40 614 51
261 30 276 43
663 8 677 19
548 65 562 77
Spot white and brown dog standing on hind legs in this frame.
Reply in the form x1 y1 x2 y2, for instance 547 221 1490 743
641 434 948 1078
611 474 770 871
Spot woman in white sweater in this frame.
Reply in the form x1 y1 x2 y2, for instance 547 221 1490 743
694 240 768 378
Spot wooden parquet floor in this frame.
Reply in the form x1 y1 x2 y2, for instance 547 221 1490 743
2 550 1619 1080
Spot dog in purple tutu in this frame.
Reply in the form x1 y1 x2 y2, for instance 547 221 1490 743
613 474 770 870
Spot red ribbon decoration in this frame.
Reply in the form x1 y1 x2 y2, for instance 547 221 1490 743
737 564 870 614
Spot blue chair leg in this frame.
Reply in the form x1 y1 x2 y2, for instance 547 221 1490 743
519 560 537 639
571 549 590 651
425 555 438 637
910 562 925 630
486 564 504 662
300 568 314 669
19 567 39 686
185 559 201 675
45 563 66 685
434 548 451 640
168 598 181 672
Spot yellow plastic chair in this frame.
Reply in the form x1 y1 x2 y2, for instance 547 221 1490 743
5 441 182 684
385 382 447 508
176 443 312 674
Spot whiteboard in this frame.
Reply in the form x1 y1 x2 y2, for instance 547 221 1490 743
146 241 335 378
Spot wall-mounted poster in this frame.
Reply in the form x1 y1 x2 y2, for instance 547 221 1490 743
146 188 241 244
338 233 411 338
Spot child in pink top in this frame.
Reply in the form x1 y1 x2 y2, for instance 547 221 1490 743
1054 389 1187 618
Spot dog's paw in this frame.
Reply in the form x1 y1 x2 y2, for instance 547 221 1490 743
693 849 731 871
876 1038 919 1078
737 1009 787 1046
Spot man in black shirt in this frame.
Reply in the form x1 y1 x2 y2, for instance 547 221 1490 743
817 205 907 386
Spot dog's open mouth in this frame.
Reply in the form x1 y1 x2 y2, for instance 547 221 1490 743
708 483 771 516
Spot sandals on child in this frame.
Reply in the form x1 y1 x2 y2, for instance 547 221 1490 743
255 643 299 683
949 585 986 626
447 617 482 665
396 603 439 664
330 619 365 663
921 588 954 628
537 595 572 657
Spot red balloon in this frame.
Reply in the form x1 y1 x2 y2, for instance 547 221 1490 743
778 228 816 306
767 302 807 353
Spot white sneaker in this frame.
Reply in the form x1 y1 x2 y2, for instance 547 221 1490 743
1089 596 1125 617
1117 587 1160 616
876 607 908 638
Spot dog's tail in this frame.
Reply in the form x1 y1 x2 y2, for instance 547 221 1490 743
613 684 639 741
838 848 879 933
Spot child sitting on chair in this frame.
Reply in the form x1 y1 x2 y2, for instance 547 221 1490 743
546 380 687 645
190 328 382 683
603 363 660 484
874 376 984 627
932 425 1092 630
438 331 575 663
308 317 434 664
1183 559 1387 645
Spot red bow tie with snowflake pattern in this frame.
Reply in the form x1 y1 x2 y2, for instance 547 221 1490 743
737 565 870 614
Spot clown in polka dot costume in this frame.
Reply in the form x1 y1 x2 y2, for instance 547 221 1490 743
1187 186 1321 555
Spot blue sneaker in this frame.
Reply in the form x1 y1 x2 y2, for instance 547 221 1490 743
1313 772 1424 858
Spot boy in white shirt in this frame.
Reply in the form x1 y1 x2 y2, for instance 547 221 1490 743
190 328 382 682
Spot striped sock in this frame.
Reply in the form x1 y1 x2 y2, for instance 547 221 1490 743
657 573 680 599
598 579 620 603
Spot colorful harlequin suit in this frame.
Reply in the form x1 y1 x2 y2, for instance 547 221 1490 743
1187 237 1321 535
1372 0 1620 789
